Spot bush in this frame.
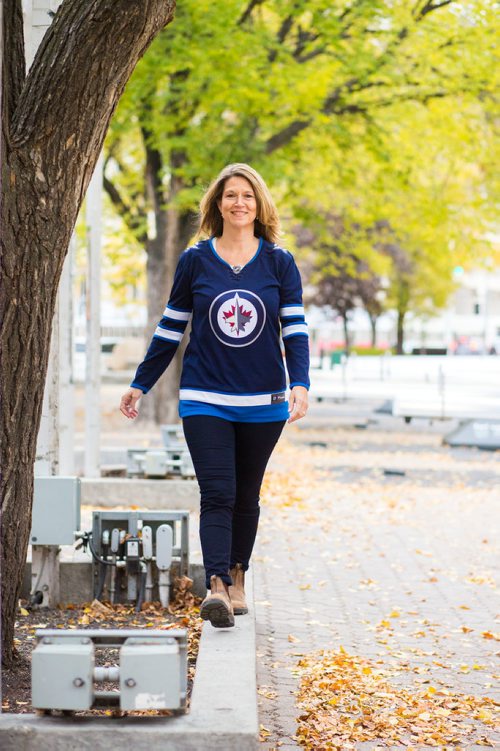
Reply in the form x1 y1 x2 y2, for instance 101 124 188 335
349 346 389 356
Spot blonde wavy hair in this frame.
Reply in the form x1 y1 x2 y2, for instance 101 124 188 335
198 163 281 244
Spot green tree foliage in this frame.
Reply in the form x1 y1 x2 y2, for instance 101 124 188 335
290 66 497 349
105 0 498 362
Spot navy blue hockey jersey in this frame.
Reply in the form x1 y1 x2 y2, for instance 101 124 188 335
131 237 310 422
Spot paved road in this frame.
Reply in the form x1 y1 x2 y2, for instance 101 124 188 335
254 401 499 750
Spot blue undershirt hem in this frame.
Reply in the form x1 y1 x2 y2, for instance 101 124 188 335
179 400 289 423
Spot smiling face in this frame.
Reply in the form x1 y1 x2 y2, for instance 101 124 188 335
217 176 257 231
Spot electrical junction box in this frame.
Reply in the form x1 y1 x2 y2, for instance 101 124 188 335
180 451 195 478
91 510 189 602
127 424 194 478
31 476 81 545
31 629 187 713
161 423 185 450
32 635 94 711
144 451 168 478
120 637 182 711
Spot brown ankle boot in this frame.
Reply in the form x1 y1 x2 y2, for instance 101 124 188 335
200 575 235 628
228 563 248 615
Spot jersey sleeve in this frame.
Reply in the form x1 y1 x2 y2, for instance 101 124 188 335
130 251 193 394
279 253 310 390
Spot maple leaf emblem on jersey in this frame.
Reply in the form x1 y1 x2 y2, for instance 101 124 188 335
222 292 253 335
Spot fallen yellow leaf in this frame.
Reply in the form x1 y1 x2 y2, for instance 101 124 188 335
481 630 499 641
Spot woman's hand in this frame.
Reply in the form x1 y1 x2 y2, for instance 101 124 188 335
120 387 143 419
287 385 308 424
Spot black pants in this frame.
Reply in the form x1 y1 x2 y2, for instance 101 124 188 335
183 416 285 589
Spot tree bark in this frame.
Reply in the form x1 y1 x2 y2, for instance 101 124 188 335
1 0 176 667
395 279 410 354
342 313 351 354
153 202 196 425
396 309 406 354
137 144 196 426
369 314 378 348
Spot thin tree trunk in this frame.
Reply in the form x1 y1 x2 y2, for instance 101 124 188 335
138 139 169 425
396 309 406 355
395 279 409 355
138 145 196 426
1 0 175 667
157 201 196 424
342 313 351 354
369 314 377 348
146 207 196 425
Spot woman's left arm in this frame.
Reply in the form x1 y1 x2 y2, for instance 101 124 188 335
288 385 309 424
279 252 310 423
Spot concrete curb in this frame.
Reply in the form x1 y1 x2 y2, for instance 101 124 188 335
0 571 258 751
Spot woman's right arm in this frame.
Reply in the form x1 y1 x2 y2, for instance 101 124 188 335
120 251 193 416
120 387 143 419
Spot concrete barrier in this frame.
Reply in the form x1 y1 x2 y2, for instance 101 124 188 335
81 478 199 510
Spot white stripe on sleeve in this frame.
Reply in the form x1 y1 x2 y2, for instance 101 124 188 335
162 306 191 321
279 305 305 318
282 323 308 338
154 326 183 343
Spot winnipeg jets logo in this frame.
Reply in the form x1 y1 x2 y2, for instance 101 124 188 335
222 293 253 336
209 290 266 347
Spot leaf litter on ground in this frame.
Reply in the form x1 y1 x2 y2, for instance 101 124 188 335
295 647 499 750
256 435 499 748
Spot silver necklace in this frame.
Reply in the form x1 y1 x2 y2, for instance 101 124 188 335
213 238 247 273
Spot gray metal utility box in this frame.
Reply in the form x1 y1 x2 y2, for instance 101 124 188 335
31 629 187 713
31 476 81 545
120 636 182 710
32 635 94 710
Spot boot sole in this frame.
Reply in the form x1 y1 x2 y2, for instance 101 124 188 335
233 606 248 615
200 599 235 628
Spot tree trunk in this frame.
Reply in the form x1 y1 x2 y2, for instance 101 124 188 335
138 145 196 426
395 279 409 355
342 313 351 354
144 208 196 425
369 314 377 348
396 309 406 355
1 0 175 667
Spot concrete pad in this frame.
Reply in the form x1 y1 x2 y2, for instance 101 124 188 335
444 418 500 449
392 395 500 421
0 572 258 750
81 478 199 510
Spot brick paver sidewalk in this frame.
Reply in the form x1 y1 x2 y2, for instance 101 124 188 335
254 402 499 749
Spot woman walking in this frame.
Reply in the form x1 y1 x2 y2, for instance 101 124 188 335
120 163 310 627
